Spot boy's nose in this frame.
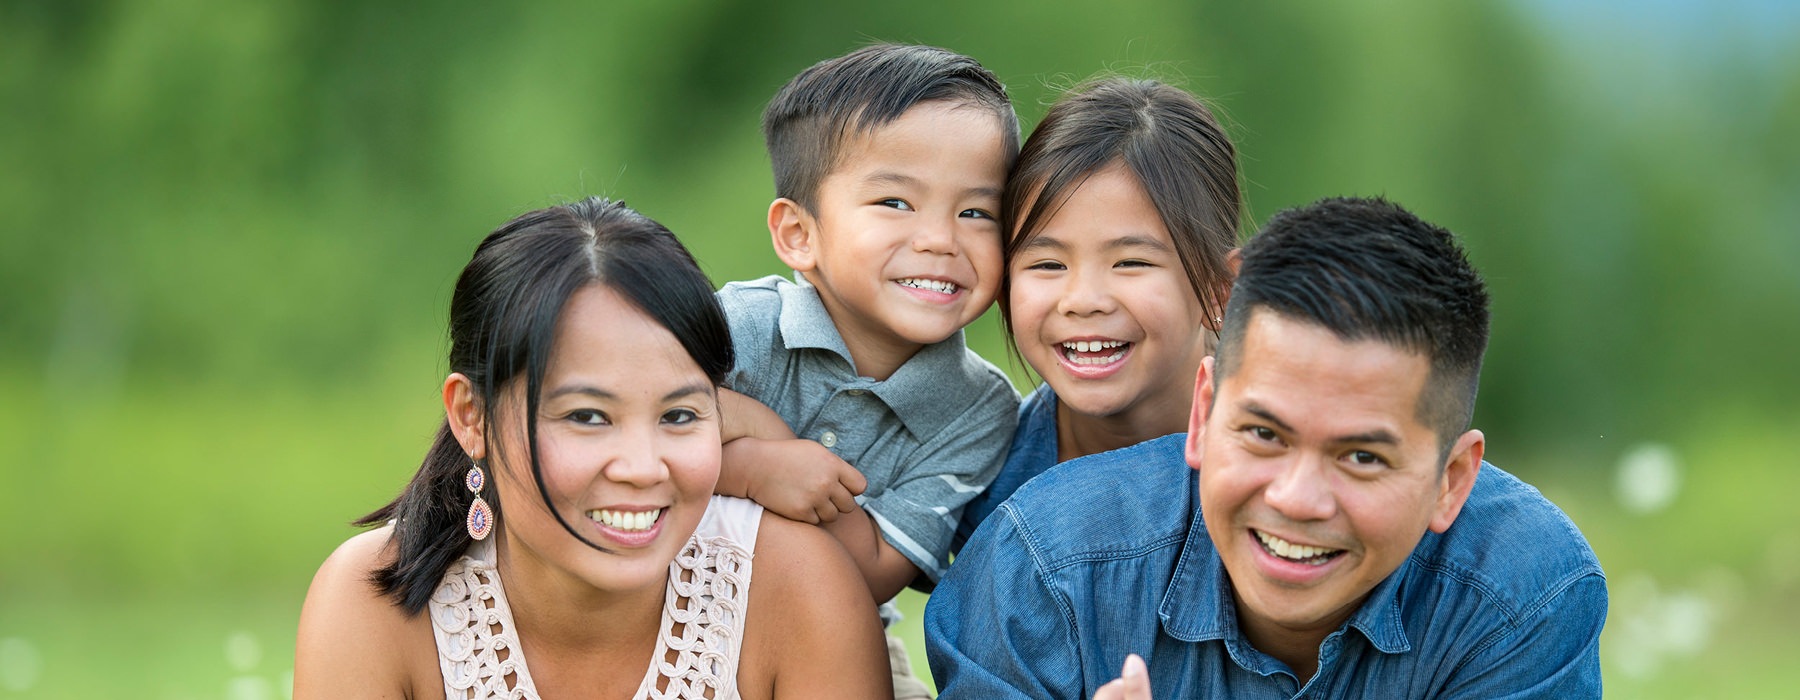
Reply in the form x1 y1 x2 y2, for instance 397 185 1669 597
911 215 958 254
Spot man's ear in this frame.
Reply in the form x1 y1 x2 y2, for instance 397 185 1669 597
767 198 819 273
1185 356 1217 472
443 372 487 460
1428 429 1484 533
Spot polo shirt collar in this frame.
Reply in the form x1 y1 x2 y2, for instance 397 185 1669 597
1159 501 1414 655
772 275 964 438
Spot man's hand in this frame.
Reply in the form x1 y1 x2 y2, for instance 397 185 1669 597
1093 654 1151 700
723 437 867 524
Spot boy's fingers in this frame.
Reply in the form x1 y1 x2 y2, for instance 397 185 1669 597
829 485 858 514
839 465 868 495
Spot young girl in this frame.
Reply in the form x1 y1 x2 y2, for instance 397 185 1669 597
954 77 1243 548
295 198 890 699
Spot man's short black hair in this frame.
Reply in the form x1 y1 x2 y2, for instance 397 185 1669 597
1216 196 1491 451
761 43 1018 210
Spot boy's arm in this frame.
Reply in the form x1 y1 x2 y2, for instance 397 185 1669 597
821 507 921 602
717 389 868 523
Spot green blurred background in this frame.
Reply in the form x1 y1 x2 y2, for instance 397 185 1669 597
3 0 1796 697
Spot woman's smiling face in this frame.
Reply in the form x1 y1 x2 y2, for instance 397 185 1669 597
486 283 722 596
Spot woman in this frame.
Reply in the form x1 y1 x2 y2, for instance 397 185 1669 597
296 198 890 699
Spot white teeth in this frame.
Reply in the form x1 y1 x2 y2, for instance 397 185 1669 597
897 278 958 294
1060 340 1128 365
1255 530 1338 562
1062 339 1126 353
587 508 664 532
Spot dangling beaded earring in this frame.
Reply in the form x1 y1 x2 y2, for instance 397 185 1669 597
465 459 494 541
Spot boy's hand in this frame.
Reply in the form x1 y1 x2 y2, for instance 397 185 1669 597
1093 654 1152 700
723 437 868 524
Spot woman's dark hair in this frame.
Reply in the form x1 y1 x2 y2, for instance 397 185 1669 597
356 197 734 613
999 77 1243 354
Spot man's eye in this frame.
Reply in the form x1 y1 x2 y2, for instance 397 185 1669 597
879 198 913 211
1347 450 1386 467
1249 426 1280 442
569 410 609 426
662 408 699 425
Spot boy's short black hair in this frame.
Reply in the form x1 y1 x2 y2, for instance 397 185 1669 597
1216 196 1491 452
762 43 1019 209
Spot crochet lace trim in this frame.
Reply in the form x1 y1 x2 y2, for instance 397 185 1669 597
429 533 754 699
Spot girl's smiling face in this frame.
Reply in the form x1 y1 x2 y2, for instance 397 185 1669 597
1007 162 1213 433
478 283 722 597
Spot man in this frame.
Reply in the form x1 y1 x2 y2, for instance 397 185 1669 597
926 196 1606 698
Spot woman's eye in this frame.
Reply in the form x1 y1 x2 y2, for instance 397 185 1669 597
569 409 609 426
959 208 995 221
662 408 699 425
878 198 913 211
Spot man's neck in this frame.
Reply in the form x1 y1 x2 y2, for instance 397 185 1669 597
1237 608 1346 685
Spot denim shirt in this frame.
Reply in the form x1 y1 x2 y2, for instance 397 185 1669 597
953 383 1059 554
926 434 1607 699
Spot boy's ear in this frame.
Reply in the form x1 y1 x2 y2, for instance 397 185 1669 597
767 198 819 273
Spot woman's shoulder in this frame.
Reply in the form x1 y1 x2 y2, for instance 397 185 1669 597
737 513 890 699
295 525 441 699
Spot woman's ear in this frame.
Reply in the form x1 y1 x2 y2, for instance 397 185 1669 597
767 198 820 273
443 372 486 460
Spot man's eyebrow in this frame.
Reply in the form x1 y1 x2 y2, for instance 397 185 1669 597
1330 429 1401 447
1242 402 1294 433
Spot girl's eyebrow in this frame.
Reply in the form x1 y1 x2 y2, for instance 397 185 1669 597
1104 234 1174 253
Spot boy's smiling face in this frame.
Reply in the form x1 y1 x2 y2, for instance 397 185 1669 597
771 100 1008 378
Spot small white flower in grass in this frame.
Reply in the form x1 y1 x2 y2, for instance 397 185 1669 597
226 631 262 671
1616 443 1680 514
0 637 43 692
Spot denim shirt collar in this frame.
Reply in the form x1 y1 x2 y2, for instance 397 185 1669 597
773 275 963 437
1158 500 1415 656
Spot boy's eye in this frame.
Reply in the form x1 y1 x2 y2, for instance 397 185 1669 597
662 408 699 425
568 409 610 426
878 198 913 211
959 208 995 221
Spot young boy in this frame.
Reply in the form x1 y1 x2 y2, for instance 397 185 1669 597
713 43 1021 695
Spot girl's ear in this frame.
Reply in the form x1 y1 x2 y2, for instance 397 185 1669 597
1203 247 1243 332
768 198 820 273
443 372 486 460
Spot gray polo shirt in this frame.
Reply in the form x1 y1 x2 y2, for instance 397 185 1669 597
717 275 1019 582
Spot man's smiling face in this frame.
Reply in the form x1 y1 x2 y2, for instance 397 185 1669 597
1187 310 1481 652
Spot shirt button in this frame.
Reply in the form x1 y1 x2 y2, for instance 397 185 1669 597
846 389 866 396
820 431 838 448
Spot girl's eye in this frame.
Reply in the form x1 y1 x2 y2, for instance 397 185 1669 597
662 408 699 425
569 409 609 426
1023 260 1066 272
878 198 913 211
959 208 995 221
1115 258 1153 268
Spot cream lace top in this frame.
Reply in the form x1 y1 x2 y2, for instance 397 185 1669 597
428 495 763 699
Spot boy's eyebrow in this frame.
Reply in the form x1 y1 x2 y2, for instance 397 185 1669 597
862 172 1001 201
